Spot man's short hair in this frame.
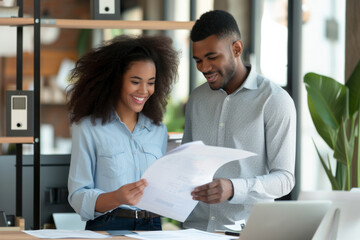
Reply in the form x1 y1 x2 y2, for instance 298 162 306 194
190 10 241 42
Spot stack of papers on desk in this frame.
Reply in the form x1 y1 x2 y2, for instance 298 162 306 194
125 229 238 240
137 141 255 222
23 229 110 238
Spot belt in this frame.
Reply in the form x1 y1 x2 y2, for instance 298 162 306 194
109 209 161 219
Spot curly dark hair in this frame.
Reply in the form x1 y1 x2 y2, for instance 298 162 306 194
67 34 179 126
191 10 241 42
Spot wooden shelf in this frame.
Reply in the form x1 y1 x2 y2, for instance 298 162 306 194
0 18 194 29
0 17 33 26
0 137 34 144
41 19 194 30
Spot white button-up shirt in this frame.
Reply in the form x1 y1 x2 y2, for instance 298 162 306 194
182 66 296 232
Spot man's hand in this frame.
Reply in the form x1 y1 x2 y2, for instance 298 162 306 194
191 178 234 204
114 178 148 206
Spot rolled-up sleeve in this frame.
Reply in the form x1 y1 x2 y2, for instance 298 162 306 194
68 121 105 221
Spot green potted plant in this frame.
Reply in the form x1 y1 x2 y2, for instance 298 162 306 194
304 60 360 190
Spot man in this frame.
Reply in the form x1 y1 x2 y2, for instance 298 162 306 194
182 10 296 232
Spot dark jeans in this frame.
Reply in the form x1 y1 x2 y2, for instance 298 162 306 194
85 209 162 231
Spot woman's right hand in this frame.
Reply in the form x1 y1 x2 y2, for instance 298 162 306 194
114 178 148 206
95 178 148 213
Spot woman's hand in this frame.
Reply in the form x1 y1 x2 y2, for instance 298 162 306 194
95 178 148 213
114 178 148 206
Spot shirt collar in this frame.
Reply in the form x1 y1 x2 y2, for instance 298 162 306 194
241 65 258 90
110 108 119 122
137 113 153 131
228 65 258 95
110 109 152 131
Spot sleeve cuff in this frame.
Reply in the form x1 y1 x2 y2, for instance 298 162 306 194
81 189 105 221
228 178 247 204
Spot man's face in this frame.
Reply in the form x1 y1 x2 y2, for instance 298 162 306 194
192 35 236 91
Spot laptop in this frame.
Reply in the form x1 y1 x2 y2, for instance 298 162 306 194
52 213 86 230
239 201 331 240
298 190 360 240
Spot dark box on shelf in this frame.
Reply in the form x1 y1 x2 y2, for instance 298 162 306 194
6 90 34 137
91 0 121 20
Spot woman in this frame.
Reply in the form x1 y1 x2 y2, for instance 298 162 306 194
67 35 179 231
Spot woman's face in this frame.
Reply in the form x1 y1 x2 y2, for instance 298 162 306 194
118 60 156 116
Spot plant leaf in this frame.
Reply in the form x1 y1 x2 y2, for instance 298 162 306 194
312 139 340 190
334 117 353 166
307 96 337 149
335 161 347 190
357 110 360 188
304 73 349 129
345 60 360 116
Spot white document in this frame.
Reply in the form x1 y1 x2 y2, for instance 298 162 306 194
23 229 110 238
125 228 238 240
136 141 255 222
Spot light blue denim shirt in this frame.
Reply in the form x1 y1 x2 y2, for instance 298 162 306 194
68 111 168 221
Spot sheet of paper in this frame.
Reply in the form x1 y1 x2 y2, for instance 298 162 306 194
137 141 255 222
125 228 238 240
23 229 110 238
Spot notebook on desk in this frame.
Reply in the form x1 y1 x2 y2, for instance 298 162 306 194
239 201 331 240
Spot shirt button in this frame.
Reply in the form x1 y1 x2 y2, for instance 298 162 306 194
130 136 133 140
226 97 230 101
134 150 136 155
137 168 139 171
211 216 216 220
219 123 225 127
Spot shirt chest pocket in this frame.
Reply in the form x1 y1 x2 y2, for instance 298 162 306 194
142 144 163 167
97 148 128 178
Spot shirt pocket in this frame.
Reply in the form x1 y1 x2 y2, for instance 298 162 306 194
97 148 127 178
142 144 163 167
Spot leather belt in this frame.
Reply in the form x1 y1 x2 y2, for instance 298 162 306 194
109 209 161 219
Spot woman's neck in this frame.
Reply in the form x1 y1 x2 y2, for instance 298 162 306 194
116 108 138 133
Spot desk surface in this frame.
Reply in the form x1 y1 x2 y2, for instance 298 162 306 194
0 230 234 240
0 231 129 239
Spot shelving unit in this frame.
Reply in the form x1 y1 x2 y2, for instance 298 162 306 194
0 1 41 229
1 0 194 230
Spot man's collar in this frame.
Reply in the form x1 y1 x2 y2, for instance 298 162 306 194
230 65 257 95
